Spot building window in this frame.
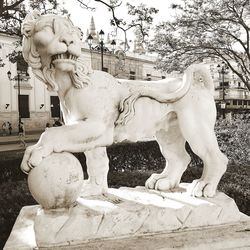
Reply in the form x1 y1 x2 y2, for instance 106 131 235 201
50 96 60 118
244 100 247 105
129 71 136 80
162 76 166 79
103 67 108 72
238 100 242 105
220 81 229 87
233 100 237 105
146 73 151 81
19 95 30 118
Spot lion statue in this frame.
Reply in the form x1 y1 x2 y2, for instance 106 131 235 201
21 12 228 198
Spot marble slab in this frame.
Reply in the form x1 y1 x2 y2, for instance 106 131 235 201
4 185 248 249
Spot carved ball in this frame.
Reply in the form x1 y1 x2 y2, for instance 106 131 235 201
28 152 83 209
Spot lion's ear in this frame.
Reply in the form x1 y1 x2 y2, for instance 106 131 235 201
22 11 41 37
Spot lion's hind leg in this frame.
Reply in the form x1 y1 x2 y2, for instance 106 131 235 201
178 112 228 198
145 113 191 191
185 130 228 198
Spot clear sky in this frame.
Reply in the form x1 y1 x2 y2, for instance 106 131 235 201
62 0 179 43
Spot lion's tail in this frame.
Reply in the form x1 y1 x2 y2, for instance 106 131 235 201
185 64 214 93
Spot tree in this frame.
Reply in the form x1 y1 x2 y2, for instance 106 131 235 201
0 0 67 66
149 0 250 91
76 0 158 51
0 0 24 17
0 0 67 36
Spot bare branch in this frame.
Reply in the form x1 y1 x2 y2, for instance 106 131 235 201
78 0 157 52
75 0 96 11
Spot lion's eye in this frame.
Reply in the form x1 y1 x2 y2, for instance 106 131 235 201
35 24 52 32
33 25 54 47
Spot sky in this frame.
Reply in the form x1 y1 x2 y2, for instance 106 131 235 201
62 0 180 44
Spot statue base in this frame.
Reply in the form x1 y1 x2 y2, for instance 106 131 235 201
4 184 250 249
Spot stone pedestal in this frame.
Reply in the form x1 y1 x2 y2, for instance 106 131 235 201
4 185 250 249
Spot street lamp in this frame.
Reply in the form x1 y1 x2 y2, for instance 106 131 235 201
111 39 116 52
87 30 116 71
7 71 30 128
217 62 229 119
99 29 105 71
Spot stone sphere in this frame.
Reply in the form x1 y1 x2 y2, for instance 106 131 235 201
28 152 83 209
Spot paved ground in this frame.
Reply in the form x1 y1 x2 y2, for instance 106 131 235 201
0 132 42 152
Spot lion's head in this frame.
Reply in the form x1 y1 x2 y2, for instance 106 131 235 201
22 12 92 91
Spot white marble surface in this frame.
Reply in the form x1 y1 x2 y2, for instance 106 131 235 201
4 185 248 249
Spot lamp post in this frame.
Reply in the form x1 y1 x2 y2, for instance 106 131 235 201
7 71 30 128
99 29 104 71
217 62 229 119
87 30 116 72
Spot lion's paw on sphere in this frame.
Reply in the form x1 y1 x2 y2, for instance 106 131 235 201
28 152 84 209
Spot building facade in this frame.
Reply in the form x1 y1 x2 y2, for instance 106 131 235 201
208 61 250 117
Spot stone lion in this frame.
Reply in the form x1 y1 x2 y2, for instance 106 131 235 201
21 12 228 198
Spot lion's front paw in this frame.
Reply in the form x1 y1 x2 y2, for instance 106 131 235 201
187 179 217 198
145 173 178 191
21 145 53 174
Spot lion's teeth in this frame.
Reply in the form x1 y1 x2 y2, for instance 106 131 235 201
52 53 77 61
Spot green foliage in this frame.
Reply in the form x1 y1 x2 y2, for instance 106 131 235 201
108 141 165 171
0 0 67 36
0 158 24 182
149 0 250 90
219 164 250 215
215 114 250 166
127 3 158 46
0 180 36 249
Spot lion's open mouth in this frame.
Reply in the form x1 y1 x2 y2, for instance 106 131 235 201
52 52 78 62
